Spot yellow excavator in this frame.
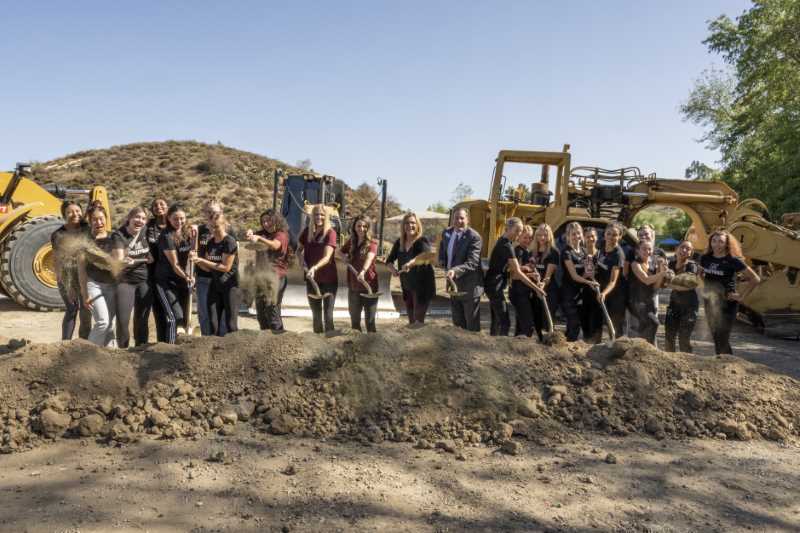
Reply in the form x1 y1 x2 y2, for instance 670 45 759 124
0 163 110 310
454 145 800 335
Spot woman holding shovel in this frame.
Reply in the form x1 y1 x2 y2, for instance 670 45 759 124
386 212 435 325
341 215 379 332
78 204 119 347
297 204 338 334
699 230 760 355
530 223 560 341
594 222 626 340
246 209 290 333
561 222 598 341
111 207 153 347
153 204 194 344
191 212 240 336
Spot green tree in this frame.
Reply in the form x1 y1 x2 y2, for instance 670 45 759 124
684 160 720 181
427 202 449 214
681 0 800 217
450 182 474 205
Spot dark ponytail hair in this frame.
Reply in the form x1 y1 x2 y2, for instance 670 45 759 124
348 215 374 260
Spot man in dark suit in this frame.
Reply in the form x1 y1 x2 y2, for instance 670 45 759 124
438 208 483 331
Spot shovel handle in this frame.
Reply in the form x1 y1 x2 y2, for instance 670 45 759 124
535 289 554 334
346 263 374 295
593 285 616 340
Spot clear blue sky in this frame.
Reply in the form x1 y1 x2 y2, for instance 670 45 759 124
0 0 750 211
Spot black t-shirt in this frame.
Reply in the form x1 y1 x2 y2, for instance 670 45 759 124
629 258 658 304
625 246 666 276
510 246 532 296
204 234 239 288
112 227 150 284
386 237 436 300
146 220 167 277
155 230 193 283
561 245 586 290
195 224 213 279
596 245 624 290
668 257 699 309
85 234 117 284
700 254 746 294
484 236 515 295
530 247 559 281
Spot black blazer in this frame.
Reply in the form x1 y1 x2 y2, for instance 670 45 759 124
438 226 484 298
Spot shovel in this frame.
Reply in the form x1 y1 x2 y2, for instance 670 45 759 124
306 268 334 300
179 233 199 336
347 264 382 300
593 285 616 342
445 277 466 298
534 287 554 335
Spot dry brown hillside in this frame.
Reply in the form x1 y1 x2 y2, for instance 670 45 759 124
29 141 403 232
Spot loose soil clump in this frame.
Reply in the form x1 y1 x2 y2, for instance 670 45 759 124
1 325 798 454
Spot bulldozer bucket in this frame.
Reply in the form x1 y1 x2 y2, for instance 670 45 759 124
280 260 399 319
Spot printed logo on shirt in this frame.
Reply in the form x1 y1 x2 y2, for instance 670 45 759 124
704 262 725 276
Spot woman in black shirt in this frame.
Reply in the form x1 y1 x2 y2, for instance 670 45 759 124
51 200 91 340
629 241 669 345
146 198 169 342
561 222 598 341
153 204 194 344
595 222 626 339
699 230 760 354
665 240 700 353
510 225 536 337
580 227 604 342
386 212 435 325
111 207 153 347
191 212 240 336
530 223 560 340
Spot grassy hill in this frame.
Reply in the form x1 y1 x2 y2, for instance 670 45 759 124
30 140 403 232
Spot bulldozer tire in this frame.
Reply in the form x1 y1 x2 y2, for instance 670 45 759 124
0 215 65 311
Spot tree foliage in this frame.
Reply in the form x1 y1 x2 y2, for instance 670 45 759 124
450 182 474 205
427 202 449 214
681 0 800 217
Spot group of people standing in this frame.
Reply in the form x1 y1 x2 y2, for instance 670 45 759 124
385 207 760 355
52 199 759 355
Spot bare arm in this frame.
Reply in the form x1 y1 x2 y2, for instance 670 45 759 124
631 262 666 286
600 266 621 299
165 249 190 282
731 265 761 301
564 259 599 287
508 258 545 295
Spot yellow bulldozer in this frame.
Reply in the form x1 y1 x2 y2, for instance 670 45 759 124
0 163 110 310
454 145 800 334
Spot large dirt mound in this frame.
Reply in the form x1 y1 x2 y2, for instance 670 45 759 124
28 140 403 228
1 325 798 454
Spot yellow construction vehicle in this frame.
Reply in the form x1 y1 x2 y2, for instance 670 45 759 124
0 163 110 310
454 145 800 334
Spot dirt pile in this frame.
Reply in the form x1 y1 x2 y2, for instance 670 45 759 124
1 325 798 454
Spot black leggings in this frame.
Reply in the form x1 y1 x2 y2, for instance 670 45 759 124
510 290 534 338
488 291 510 336
632 296 659 345
256 276 287 332
308 282 337 333
665 303 698 353
154 279 189 344
561 285 583 342
580 289 604 343
348 290 377 332
208 283 241 336
704 298 737 354
401 289 430 324
58 280 91 340
116 280 152 347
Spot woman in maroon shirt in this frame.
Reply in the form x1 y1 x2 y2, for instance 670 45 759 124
341 215 379 332
297 204 338 333
246 209 290 332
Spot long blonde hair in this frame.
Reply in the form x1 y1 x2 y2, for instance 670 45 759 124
533 223 555 252
517 224 534 249
400 212 423 248
564 221 583 248
309 204 332 241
